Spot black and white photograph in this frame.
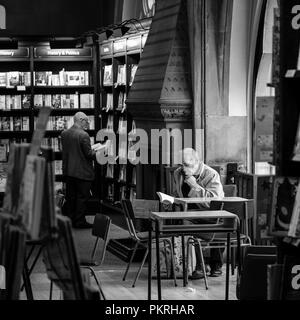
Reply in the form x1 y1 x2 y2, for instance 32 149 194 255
0 0 299 317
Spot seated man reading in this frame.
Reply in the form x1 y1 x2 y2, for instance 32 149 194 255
174 148 225 279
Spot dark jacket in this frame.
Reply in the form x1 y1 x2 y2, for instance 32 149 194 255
61 124 96 181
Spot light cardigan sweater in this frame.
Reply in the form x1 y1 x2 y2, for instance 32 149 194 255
173 163 224 209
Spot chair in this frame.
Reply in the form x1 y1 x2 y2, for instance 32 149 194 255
80 214 111 300
121 199 177 288
236 246 277 300
186 199 253 287
49 214 111 300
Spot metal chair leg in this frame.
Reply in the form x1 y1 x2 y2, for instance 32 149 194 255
185 238 191 286
123 241 139 281
132 247 149 288
197 239 208 290
91 237 100 262
83 266 106 300
49 280 53 300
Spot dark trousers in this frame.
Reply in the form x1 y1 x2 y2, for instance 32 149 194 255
65 176 92 225
189 217 224 271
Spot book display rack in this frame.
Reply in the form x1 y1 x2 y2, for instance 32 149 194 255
99 30 148 204
0 43 98 193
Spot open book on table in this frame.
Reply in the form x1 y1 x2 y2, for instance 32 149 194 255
156 192 175 204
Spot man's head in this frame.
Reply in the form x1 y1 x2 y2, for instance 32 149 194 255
181 148 203 176
74 112 90 130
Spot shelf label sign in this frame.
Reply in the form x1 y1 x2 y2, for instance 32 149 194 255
34 47 92 58
0 48 29 58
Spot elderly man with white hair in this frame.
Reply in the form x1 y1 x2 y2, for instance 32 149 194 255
173 148 225 279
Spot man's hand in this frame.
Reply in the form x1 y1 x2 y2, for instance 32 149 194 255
184 175 203 192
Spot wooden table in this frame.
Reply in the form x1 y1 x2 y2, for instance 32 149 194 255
174 196 250 211
148 210 241 301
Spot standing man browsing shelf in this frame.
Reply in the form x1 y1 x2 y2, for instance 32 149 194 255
61 112 96 229
174 148 225 279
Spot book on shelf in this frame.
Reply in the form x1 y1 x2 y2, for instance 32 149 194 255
103 65 113 86
118 117 127 134
22 95 31 109
88 116 95 130
288 181 300 238
269 177 300 237
119 186 126 200
118 141 127 160
106 115 114 132
54 160 63 175
156 192 175 204
119 165 126 182
105 93 113 112
80 94 94 109
34 71 52 86
129 65 138 86
292 114 300 162
106 164 114 178
116 65 126 86
0 141 8 162
1 116 29 131
116 92 126 112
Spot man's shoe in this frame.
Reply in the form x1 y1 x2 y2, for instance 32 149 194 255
73 221 93 229
209 268 223 277
190 270 205 280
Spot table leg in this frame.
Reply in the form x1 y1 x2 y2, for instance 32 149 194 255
156 220 161 300
148 220 152 301
181 235 186 287
236 221 242 276
225 233 231 300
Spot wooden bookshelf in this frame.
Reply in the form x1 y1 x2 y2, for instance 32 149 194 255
98 30 149 204
0 42 98 193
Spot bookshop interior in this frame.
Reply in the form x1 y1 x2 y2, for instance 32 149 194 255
0 0 300 302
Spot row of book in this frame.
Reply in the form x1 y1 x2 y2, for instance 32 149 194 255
41 136 95 152
106 184 136 202
34 70 90 86
0 138 27 163
41 137 62 152
103 92 127 112
34 115 95 131
0 95 31 110
34 94 94 109
103 64 138 87
106 164 136 184
0 117 30 131
0 72 31 87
